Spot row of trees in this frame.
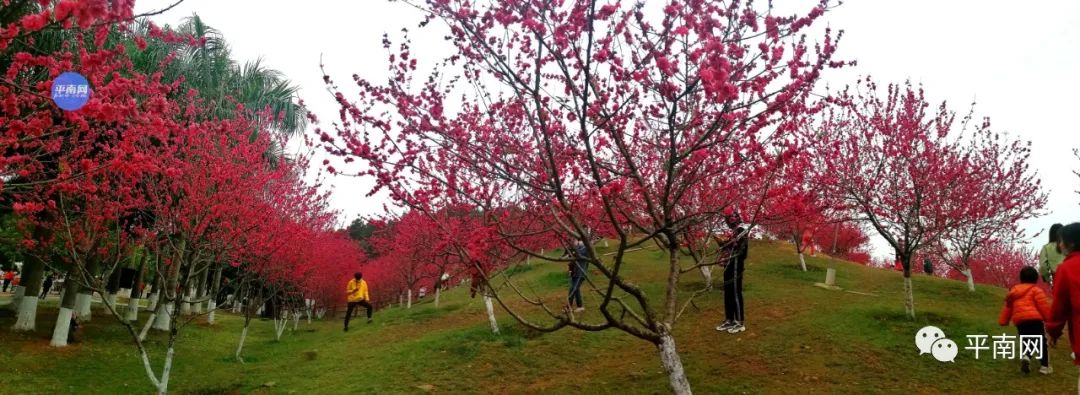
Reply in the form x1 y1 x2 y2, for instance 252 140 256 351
313 0 1047 393
1 3 363 394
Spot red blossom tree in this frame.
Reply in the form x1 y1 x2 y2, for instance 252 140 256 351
317 0 844 392
820 79 1014 318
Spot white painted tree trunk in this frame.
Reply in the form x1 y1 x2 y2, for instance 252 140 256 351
50 307 74 347
274 315 287 341
658 333 693 395
157 346 175 394
604 239 609 248
207 300 217 325
407 289 412 309
903 275 915 319
180 300 191 316
292 310 302 331
192 299 203 314
12 285 25 310
798 252 808 272
104 293 117 313
138 312 156 341
434 287 441 308
699 266 713 289
75 293 93 322
236 325 249 363
11 296 38 331
962 268 975 292
483 294 499 334
152 301 171 331
305 299 314 323
316 308 326 319
232 298 242 313
125 295 141 322
146 292 159 312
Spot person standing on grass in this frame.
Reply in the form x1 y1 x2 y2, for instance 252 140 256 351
998 266 1052 374
715 214 749 334
344 272 372 331
567 240 590 313
1046 223 1080 390
40 272 55 299
1040 223 1065 287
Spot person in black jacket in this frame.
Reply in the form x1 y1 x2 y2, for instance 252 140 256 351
39 272 55 299
715 214 749 334
567 240 590 313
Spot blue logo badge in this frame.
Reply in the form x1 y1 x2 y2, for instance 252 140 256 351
51 72 92 111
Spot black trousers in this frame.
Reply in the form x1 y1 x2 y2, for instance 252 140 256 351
568 276 585 308
723 259 745 323
39 282 53 299
1017 320 1049 367
2 279 10 292
345 300 373 329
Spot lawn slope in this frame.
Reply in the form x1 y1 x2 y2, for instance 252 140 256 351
0 240 1072 394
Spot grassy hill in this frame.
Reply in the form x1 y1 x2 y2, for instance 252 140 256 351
0 240 1074 394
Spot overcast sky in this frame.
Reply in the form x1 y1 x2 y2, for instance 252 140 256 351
136 0 1080 257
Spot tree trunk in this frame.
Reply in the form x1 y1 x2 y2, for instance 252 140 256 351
434 287 441 308
12 239 46 331
274 313 287 342
50 277 80 347
483 293 499 334
407 288 412 309
798 252 808 272
193 268 209 315
657 331 693 395
75 292 93 322
962 268 975 292
699 266 713 289
104 268 122 314
180 286 193 316
157 345 175 394
236 323 249 363
207 264 223 324
126 256 147 322
903 274 915 319
12 285 25 309
152 290 171 331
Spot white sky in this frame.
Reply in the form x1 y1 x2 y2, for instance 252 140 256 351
136 0 1080 256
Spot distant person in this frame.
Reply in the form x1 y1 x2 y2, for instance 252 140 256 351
567 240 590 313
344 272 372 331
2 270 13 292
998 266 1052 374
1040 223 1065 286
715 214 749 334
40 273 55 299
1047 223 1080 390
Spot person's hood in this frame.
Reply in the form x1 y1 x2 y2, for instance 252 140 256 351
1007 283 1038 301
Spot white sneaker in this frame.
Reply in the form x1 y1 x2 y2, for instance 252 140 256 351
726 322 746 334
715 320 735 331
1039 366 1053 375
573 307 585 313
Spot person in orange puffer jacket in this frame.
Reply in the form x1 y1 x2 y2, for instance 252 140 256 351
999 266 1052 374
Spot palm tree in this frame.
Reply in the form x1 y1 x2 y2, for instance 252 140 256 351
129 14 306 142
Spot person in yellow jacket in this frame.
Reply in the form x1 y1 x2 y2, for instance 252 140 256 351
345 272 372 331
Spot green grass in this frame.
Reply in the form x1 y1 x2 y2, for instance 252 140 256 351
0 240 1074 394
